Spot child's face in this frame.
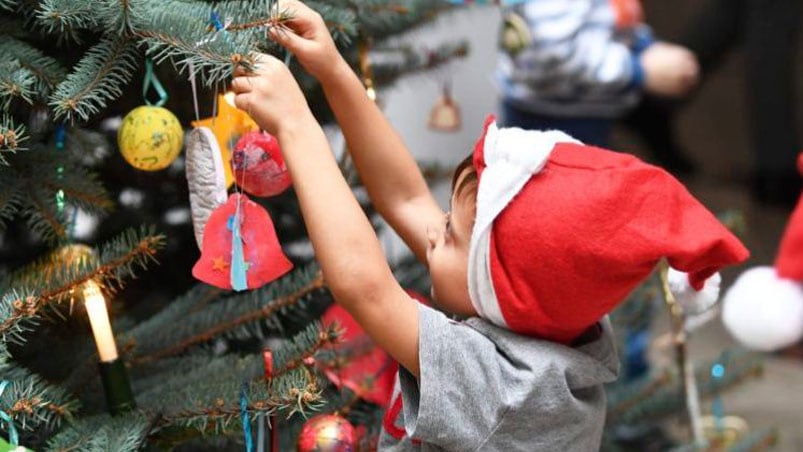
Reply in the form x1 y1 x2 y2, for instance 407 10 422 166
426 167 477 317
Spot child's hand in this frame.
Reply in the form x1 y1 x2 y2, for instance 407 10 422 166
231 53 314 136
270 0 344 83
639 42 700 98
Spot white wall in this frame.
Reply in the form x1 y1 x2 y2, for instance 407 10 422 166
377 6 502 262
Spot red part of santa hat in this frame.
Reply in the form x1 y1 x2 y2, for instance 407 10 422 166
775 154 803 280
468 115 750 344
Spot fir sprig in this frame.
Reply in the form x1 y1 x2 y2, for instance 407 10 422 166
35 0 99 43
0 115 28 160
129 264 325 364
0 62 35 109
0 0 16 12
45 411 149 452
0 290 40 346
0 365 79 434
49 36 139 122
0 36 67 97
1 226 165 312
0 143 111 242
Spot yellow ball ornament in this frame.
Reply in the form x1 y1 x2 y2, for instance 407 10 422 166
118 106 184 171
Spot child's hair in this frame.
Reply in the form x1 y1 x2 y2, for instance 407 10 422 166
451 155 479 212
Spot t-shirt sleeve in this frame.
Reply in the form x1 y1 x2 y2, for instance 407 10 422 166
397 304 515 450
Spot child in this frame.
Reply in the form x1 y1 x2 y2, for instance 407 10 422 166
497 0 700 147
231 1 748 449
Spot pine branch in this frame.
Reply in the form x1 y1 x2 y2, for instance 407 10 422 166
129 264 325 364
49 36 139 122
45 411 149 452
0 290 39 346
35 0 99 43
147 361 322 437
272 322 340 377
0 62 35 109
0 36 67 97
0 0 16 11
0 364 79 434
130 0 256 87
0 115 28 161
1 227 165 314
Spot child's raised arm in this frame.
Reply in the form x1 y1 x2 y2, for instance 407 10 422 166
232 54 421 376
270 0 444 265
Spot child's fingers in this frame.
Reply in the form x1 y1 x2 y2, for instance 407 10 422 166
230 76 253 94
269 26 307 55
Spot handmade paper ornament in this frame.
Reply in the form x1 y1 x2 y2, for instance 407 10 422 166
117 106 183 171
192 193 292 290
297 414 356 452
185 127 228 249
321 304 397 406
191 93 259 188
428 82 462 133
231 131 291 198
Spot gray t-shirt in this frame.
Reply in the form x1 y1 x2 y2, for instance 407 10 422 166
378 303 619 451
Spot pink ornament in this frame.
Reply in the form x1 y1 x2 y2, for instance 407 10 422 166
297 414 356 452
231 131 292 197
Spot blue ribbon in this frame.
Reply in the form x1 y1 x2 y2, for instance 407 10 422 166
0 381 19 448
143 59 168 107
240 384 254 452
229 208 248 292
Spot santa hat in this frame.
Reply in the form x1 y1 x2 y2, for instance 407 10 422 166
468 116 750 344
722 154 803 351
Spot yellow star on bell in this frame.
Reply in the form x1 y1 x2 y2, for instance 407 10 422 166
191 92 259 187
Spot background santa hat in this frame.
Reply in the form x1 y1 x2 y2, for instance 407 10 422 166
722 154 803 351
468 116 749 344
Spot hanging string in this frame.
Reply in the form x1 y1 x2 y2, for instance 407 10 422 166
240 383 254 452
143 58 168 107
0 381 20 448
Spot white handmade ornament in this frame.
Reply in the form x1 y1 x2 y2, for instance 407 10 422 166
185 127 228 249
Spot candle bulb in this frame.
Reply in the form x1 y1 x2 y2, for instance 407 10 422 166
82 280 136 415
83 280 118 362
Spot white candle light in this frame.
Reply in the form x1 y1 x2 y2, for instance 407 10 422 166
83 280 119 362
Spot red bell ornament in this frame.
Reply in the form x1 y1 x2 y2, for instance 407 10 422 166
192 193 292 290
231 131 292 198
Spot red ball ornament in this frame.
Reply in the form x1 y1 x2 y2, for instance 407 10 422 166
231 130 291 197
297 414 356 452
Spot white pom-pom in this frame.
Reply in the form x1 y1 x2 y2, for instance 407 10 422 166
667 267 721 315
722 266 803 351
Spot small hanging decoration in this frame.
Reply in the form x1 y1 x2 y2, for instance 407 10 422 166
186 127 228 249
428 81 461 132
192 193 292 291
191 93 259 188
118 59 183 171
231 130 291 198
321 304 397 406
297 414 357 452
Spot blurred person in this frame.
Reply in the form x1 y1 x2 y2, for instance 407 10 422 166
624 0 802 205
496 0 699 147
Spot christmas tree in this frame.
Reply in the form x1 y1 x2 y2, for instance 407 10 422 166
0 0 466 450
